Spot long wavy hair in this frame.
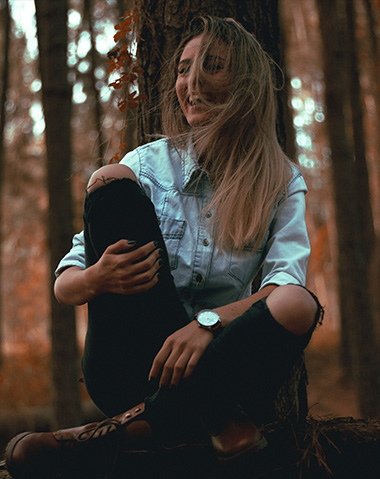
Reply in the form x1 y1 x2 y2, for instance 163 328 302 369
161 16 292 252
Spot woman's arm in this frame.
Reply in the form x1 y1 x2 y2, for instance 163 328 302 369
149 284 277 386
54 239 162 305
212 284 277 326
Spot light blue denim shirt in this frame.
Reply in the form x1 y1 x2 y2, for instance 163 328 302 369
56 138 310 320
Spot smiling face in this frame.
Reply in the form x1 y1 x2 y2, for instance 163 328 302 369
175 35 230 127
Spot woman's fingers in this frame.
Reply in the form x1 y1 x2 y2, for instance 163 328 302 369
126 270 160 293
154 349 201 387
127 241 160 263
149 323 213 387
182 350 203 381
106 239 159 263
170 353 193 387
149 345 171 383
128 247 162 277
105 238 137 254
97 240 163 295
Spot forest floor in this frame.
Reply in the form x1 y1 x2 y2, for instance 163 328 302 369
305 324 359 419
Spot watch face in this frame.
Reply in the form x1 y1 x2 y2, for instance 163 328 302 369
198 310 220 327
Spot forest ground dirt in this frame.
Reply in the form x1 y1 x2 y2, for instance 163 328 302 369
305 323 359 419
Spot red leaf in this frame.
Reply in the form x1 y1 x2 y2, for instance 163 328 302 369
109 79 123 89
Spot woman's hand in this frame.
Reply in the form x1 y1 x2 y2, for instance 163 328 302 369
88 239 162 296
149 320 214 388
54 239 162 305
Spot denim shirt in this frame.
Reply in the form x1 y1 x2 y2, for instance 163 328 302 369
56 138 310 320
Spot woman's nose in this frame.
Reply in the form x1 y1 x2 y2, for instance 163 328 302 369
188 71 203 95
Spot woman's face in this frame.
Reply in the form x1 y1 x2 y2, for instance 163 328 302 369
175 35 229 126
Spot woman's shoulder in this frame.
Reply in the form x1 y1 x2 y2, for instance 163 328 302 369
120 138 179 178
287 161 308 194
134 137 176 158
120 138 187 188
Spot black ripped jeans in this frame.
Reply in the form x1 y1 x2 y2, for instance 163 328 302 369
82 178 323 442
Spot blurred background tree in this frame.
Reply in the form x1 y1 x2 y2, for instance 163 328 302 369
0 0 10 370
35 0 83 429
0 0 380 434
316 0 380 417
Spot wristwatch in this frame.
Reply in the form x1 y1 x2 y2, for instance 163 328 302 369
195 309 222 336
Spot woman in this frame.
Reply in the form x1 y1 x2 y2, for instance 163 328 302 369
6 16 323 477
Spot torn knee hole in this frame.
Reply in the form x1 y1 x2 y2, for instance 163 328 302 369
86 175 119 193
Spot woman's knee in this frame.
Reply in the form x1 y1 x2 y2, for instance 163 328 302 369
87 164 137 193
265 285 318 336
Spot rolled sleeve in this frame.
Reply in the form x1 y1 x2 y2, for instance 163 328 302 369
260 172 310 289
55 231 86 276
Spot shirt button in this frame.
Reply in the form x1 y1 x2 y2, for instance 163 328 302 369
203 239 209 247
195 273 203 283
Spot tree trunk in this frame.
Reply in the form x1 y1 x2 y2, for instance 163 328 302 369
83 0 106 168
345 0 374 258
316 0 380 417
0 0 11 369
278 3 297 160
362 0 380 347
34 0 83 429
116 0 138 156
133 0 307 424
362 0 380 194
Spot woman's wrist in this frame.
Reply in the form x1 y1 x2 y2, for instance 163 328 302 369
54 266 99 305
83 263 103 300
194 309 223 336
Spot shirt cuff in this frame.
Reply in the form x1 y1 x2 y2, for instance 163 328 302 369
55 260 85 277
260 272 303 290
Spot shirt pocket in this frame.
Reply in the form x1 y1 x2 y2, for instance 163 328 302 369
158 215 186 271
227 231 269 286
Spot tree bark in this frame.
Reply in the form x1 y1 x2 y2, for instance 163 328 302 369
83 0 106 168
316 0 380 417
362 0 380 193
34 0 82 429
0 0 11 368
362 0 380 349
116 0 138 156
345 0 374 258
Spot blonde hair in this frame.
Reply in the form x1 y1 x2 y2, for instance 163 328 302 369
161 16 292 252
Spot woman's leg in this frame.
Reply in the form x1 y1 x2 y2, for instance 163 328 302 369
81 166 189 416
5 250 324 477
146 285 323 434
82 166 323 437
197 285 323 424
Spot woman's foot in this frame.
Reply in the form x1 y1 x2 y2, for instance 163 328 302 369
5 403 154 478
